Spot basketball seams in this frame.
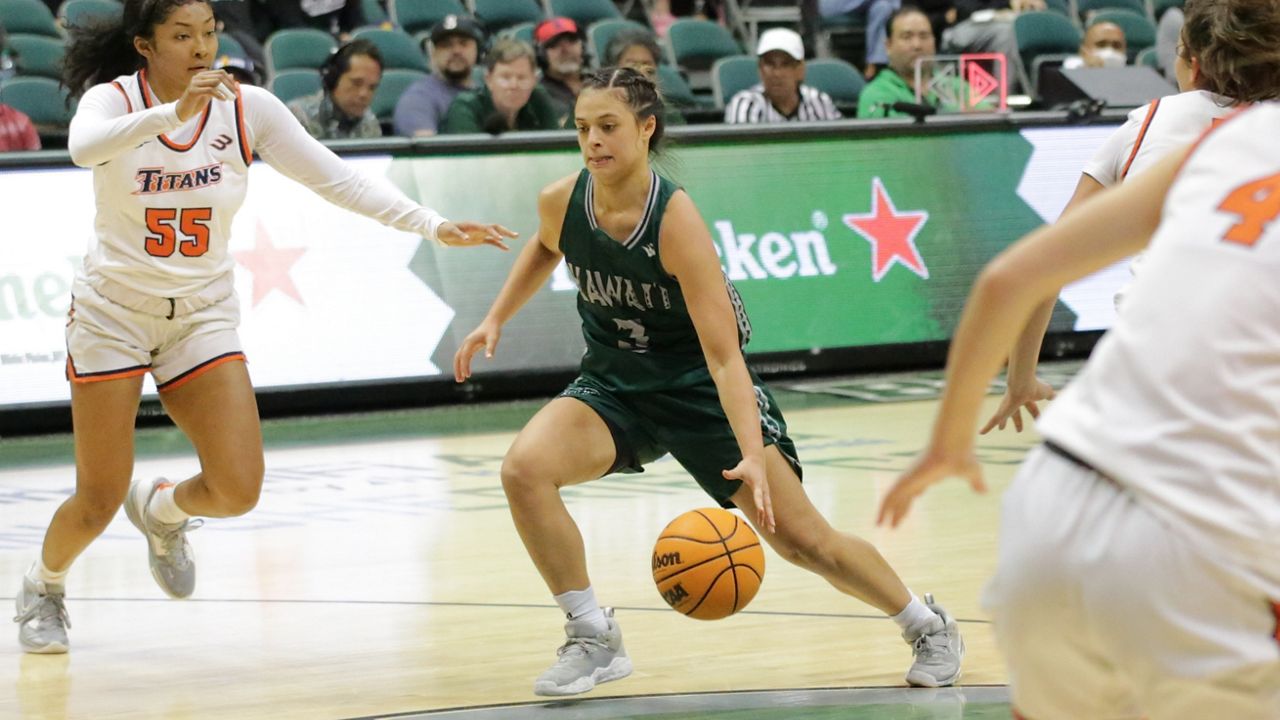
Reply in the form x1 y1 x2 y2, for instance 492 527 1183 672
694 509 741 613
653 541 762 582
653 507 764 619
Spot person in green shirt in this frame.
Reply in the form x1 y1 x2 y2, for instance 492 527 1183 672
859 5 966 119
441 37 562 134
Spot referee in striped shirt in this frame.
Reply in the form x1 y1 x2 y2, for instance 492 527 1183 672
724 28 842 124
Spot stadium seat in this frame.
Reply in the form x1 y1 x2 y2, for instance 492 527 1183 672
666 18 742 93
7 34 65 80
268 69 322 104
1013 11 1082 92
587 18 649 66
656 63 700 109
361 0 389 26
1042 0 1071 17
472 0 543 36
1150 0 1183 21
0 76 74 128
1135 45 1159 71
0 0 60 38
498 21 537 47
1090 9 1156 63
265 28 338 76
711 54 759 108
549 0 622 30
371 68 425 122
805 57 865 106
216 32 249 61
59 0 123 28
389 0 466 36
1077 0 1148 23
351 27 430 72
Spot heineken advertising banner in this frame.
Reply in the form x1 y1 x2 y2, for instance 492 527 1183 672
0 123 1118 410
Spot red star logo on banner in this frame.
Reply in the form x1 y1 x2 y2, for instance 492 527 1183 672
232 221 307 307
843 178 930 282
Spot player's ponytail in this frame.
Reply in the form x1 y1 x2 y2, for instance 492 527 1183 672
62 0 209 99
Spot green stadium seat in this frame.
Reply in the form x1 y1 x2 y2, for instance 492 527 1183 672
0 76 74 128
59 0 122 28
473 0 543 36
268 69 322 104
1078 0 1148 23
0 0 60 37
498 21 537 48
711 54 758 108
805 57 865 106
265 28 338 76
549 0 622 29
587 18 649 66
371 67 425 121
7 34 65 80
1090 9 1156 63
656 63 700 109
351 27 429 72
216 32 249 61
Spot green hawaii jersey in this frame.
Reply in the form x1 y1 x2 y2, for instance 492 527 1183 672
560 169 751 392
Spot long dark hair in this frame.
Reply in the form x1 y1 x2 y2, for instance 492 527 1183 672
578 66 666 154
1182 0 1280 103
62 0 209 98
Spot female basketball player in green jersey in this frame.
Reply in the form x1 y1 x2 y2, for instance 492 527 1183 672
453 67 964 697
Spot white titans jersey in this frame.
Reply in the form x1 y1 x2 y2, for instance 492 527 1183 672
81 70 252 297
1083 90 1235 186
1039 103 1280 598
69 72 446 298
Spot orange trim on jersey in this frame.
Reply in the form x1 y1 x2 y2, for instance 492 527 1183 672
1272 601 1279 646
233 84 253 166
139 68 211 152
65 357 150 384
1120 98 1160 180
1012 708 1031 720
156 352 246 393
111 81 133 113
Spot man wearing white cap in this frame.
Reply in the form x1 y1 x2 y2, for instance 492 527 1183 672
724 28 842 124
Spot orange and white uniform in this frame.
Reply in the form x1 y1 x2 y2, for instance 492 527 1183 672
986 104 1280 720
65 72 447 390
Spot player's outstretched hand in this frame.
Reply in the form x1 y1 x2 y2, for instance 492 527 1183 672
438 221 517 250
177 70 237 121
980 376 1056 434
453 319 502 382
877 448 985 528
723 456 775 533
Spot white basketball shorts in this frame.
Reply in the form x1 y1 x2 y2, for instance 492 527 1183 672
983 444 1280 720
65 273 245 392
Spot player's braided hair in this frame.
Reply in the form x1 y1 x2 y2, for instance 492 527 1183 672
579 66 666 153
63 0 209 98
1181 0 1280 104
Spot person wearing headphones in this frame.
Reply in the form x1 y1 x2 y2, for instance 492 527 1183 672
393 14 486 138
288 39 383 139
534 17 585 125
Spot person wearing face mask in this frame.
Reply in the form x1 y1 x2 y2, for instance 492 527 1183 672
977 0 1280 438
1062 20 1127 70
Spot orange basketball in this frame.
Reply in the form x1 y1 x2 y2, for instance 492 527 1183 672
651 507 765 620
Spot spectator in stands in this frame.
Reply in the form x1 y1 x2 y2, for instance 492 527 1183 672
255 0 366 42
859 6 966 118
1156 7 1184 79
724 28 841 124
288 39 383 139
1063 20 1126 69
441 38 561 135
818 0 901 79
393 14 485 137
0 101 40 152
603 28 686 125
0 21 16 83
649 0 726 37
214 55 260 85
534 17 586 127
938 0 1044 75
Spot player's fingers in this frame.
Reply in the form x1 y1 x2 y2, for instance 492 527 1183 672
1012 408 1023 433
453 338 478 381
492 224 519 238
979 412 998 435
968 468 988 494
1027 400 1041 419
484 333 497 359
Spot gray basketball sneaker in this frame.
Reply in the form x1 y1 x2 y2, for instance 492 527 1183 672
533 608 633 696
124 478 202 599
14 576 70 654
904 593 965 687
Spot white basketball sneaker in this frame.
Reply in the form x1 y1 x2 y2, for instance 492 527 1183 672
124 478 202 599
533 607 633 696
905 593 965 687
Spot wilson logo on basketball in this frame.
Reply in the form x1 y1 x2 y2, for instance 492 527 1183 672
661 583 689 607
652 552 682 570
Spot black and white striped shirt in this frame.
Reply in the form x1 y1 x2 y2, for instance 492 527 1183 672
723 84 842 124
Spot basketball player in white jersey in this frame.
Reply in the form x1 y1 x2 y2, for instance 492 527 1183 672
13 0 517 654
879 104 1280 718
981 0 1280 435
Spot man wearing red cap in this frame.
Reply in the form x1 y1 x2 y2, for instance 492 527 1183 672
535 17 585 125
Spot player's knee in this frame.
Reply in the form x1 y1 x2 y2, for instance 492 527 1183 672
500 453 552 500
73 489 128 531
771 528 831 570
207 464 263 516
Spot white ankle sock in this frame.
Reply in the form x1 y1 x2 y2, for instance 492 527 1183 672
147 482 191 524
554 586 608 632
29 559 67 587
893 594 943 640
